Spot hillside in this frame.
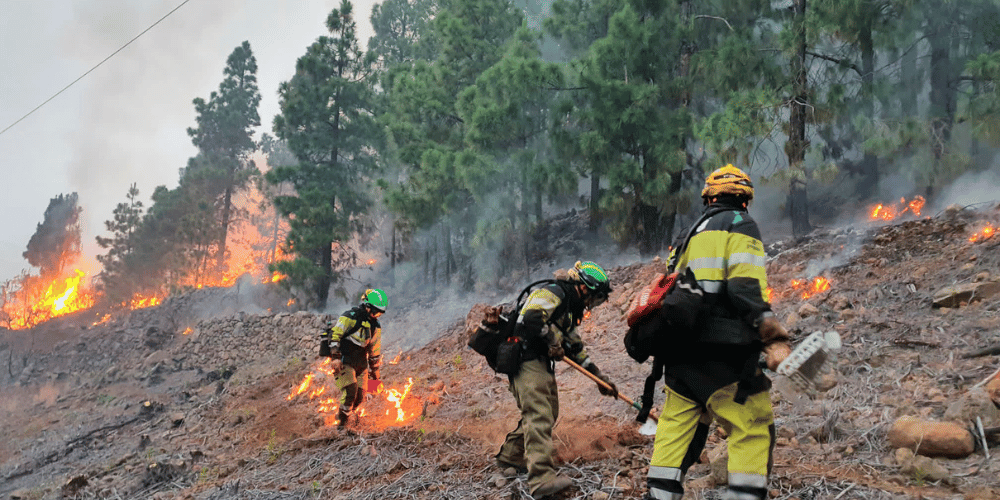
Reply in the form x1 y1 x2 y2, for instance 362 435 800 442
3 204 1000 500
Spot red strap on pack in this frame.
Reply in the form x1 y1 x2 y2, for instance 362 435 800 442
626 272 678 327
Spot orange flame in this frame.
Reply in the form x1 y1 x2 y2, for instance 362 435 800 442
868 196 925 221
287 373 315 401
366 258 377 266
764 287 774 303
2 269 96 329
389 352 403 365
286 360 419 427
969 223 996 243
789 276 831 300
182 327 193 335
128 293 162 310
385 378 415 422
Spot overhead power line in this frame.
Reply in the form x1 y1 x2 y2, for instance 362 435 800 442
0 0 193 138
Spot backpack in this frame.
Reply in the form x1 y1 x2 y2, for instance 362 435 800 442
623 267 704 363
468 279 562 375
621 207 730 364
319 309 365 358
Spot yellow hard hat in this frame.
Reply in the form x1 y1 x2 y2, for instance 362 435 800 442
701 164 754 199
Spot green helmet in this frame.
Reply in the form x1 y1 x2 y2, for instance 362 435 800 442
573 261 611 296
362 288 389 313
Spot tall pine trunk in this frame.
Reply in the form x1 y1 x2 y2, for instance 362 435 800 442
858 18 878 200
589 174 600 233
787 0 812 237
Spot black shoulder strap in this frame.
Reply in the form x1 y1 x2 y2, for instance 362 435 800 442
668 206 732 272
513 279 557 312
510 279 576 336
637 357 664 423
343 307 365 337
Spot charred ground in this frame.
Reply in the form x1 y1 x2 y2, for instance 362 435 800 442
2 205 1000 500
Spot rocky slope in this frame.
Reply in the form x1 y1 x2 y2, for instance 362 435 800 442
2 204 1000 500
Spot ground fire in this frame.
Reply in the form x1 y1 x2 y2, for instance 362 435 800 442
969 222 995 243
1 269 95 329
286 360 421 428
788 276 831 300
868 195 926 221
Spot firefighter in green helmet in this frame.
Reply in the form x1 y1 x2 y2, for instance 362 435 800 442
495 261 617 498
320 288 388 427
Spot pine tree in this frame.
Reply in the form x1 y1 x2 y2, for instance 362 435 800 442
268 0 380 309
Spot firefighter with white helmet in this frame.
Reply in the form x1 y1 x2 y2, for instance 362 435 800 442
321 288 388 427
640 165 792 500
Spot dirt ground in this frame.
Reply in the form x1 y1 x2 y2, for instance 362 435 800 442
3 204 1000 499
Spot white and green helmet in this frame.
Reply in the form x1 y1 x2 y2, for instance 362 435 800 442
574 261 611 296
362 288 389 312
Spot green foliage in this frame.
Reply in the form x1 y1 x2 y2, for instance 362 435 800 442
95 184 145 303
186 41 262 275
966 51 1000 146
264 429 283 464
695 89 782 168
569 1 692 254
268 0 380 309
369 0 438 66
24 193 82 279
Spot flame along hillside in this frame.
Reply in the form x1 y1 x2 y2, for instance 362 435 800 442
0 235 289 331
3 202 1000 499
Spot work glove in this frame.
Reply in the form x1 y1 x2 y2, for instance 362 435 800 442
763 341 792 371
586 363 618 398
547 343 565 361
483 305 502 327
328 343 343 372
370 368 381 382
758 314 790 344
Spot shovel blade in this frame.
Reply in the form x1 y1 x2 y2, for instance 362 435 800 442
776 331 841 393
639 419 658 436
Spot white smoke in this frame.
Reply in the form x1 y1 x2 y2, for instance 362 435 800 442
933 160 1000 213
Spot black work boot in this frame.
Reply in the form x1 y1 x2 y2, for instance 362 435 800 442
337 408 351 427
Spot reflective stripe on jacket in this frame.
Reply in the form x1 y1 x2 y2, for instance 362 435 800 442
329 307 382 371
517 282 591 366
669 206 770 333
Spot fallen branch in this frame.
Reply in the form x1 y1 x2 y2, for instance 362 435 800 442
962 344 1000 359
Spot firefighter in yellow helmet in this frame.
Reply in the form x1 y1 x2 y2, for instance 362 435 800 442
495 261 616 498
320 288 387 427
640 165 791 500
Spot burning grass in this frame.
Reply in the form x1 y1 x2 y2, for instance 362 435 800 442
1 269 95 329
286 359 422 429
868 196 926 222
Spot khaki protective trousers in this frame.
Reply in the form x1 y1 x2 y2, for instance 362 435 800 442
648 383 775 500
335 365 369 423
497 358 560 493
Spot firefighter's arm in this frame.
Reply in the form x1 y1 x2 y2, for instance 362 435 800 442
328 314 356 345
368 327 382 380
324 314 355 371
517 289 560 346
563 328 588 366
724 220 774 329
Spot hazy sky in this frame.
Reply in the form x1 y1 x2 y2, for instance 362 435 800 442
0 0 376 283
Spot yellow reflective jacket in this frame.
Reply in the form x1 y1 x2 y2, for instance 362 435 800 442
328 307 382 372
668 205 770 329
516 282 592 366
664 202 773 404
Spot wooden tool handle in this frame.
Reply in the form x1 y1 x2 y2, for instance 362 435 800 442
563 357 659 421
